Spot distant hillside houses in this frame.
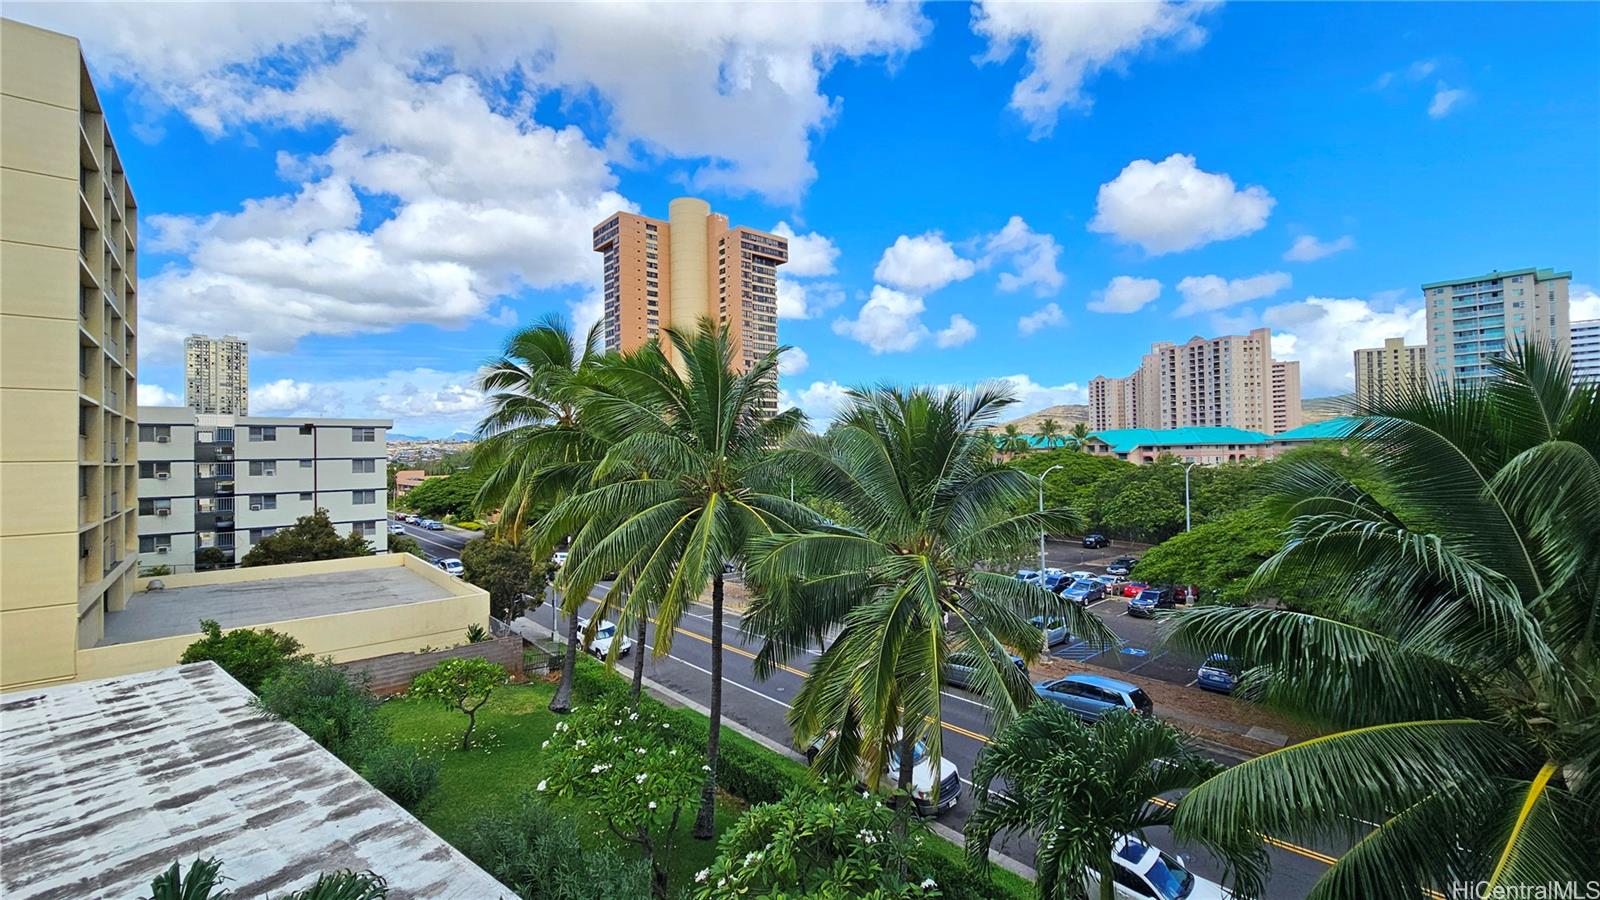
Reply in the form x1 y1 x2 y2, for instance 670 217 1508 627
996 418 1357 466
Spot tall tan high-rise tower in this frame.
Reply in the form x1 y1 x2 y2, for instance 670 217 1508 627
1353 337 1427 406
593 198 787 380
1089 327 1303 434
184 333 249 414
1 18 140 688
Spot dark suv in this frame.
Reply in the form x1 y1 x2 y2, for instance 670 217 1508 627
1126 586 1176 618
1081 533 1110 549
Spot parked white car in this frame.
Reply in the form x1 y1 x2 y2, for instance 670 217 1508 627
1084 835 1230 900
388 521 406 535
551 551 569 568
437 557 464 577
578 617 634 658
804 731 961 816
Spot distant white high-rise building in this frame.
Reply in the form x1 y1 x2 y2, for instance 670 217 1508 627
184 334 249 415
1421 268 1570 387
1573 319 1600 384
1089 327 1303 435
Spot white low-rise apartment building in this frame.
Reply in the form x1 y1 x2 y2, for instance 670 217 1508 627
136 407 390 573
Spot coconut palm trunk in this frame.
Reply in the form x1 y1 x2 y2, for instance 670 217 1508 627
693 571 726 837
550 608 579 713
630 594 647 702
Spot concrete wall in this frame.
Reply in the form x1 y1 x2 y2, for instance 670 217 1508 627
337 634 524 696
1 19 140 690
4 553 489 690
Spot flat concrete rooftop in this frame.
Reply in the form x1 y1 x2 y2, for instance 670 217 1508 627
0 662 512 898
100 566 454 646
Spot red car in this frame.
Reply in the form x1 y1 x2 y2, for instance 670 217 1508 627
1121 581 1149 598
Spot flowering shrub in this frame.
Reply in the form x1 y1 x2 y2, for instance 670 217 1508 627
689 787 944 899
538 698 702 897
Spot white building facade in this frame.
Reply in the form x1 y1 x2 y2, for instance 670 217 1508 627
1422 268 1570 387
184 334 249 415
136 407 390 573
1573 319 1600 385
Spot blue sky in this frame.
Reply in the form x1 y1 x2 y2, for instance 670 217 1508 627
17 1 1599 435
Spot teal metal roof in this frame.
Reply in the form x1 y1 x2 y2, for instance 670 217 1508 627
1087 427 1269 455
1274 417 1358 442
1421 268 1571 289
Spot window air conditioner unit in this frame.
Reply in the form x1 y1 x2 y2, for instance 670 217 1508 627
156 435 170 443
155 472 170 480
249 504 262 511
156 546 169 554
156 508 171 516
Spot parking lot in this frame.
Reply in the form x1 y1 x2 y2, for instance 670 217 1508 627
1033 537 1207 688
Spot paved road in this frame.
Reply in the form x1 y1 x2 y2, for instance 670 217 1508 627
532 582 1340 899
388 514 472 561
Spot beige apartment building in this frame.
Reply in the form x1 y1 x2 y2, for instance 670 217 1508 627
593 198 787 407
184 332 249 414
1353 337 1427 406
2 19 142 689
1422 267 1570 387
1089 327 1303 435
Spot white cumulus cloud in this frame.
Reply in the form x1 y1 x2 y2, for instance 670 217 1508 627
1175 271 1292 315
1428 83 1470 119
833 286 930 353
244 367 490 436
971 0 1211 137
874 233 978 293
779 379 851 429
1571 283 1600 321
136 384 184 407
1089 154 1275 256
936 314 979 349
992 373 1088 414
1283 234 1356 262
779 346 810 376
1018 302 1066 335
771 222 840 277
776 279 845 320
982 216 1064 296
1264 296 1426 395
1088 275 1163 314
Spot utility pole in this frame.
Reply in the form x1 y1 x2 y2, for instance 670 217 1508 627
1184 461 1199 532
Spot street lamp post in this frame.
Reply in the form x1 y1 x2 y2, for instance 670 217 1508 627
1038 464 1064 577
1184 461 1199 532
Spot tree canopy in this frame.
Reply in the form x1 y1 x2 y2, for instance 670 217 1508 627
403 470 486 519
240 509 373 567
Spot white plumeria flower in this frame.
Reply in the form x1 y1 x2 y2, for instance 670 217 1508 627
575 739 587 748
540 740 549 749
921 877 937 889
648 801 657 810
695 869 710 884
628 712 639 721
536 780 548 792
635 773 648 784
702 765 712 772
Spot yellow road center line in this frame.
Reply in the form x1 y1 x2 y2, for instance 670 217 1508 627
654 614 1337 870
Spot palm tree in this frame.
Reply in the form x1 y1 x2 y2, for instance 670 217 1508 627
538 319 811 838
1166 343 1600 898
966 706 1223 900
1000 422 1031 455
472 313 605 714
744 386 1114 808
1038 417 1062 448
1067 422 1091 450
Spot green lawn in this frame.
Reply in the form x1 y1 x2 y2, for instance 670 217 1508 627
378 675 1032 899
376 681 738 892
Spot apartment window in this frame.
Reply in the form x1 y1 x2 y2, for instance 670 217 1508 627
353 521 377 538
352 427 376 442
248 426 276 442
351 458 376 474
299 424 314 435
353 489 376 505
138 424 172 442
138 536 172 553
249 527 278 543
299 492 313 502
139 461 172 478
139 498 172 516
247 460 276 477
249 494 277 511
300 459 314 468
